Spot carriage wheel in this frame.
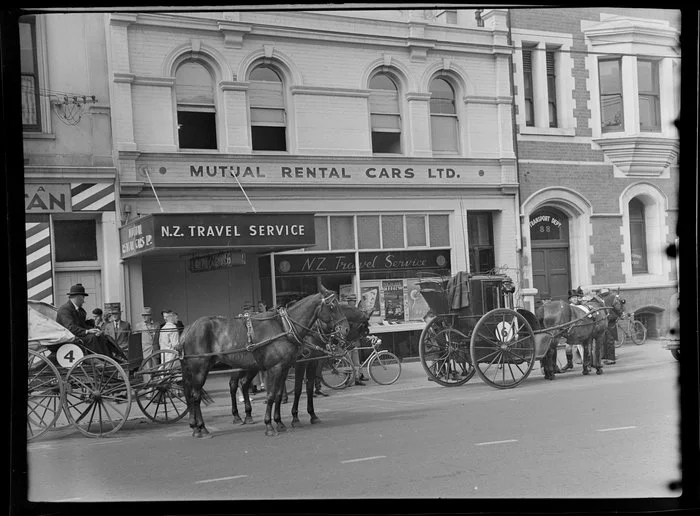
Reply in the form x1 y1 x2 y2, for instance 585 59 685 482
419 316 474 387
27 349 64 441
630 321 647 345
368 351 401 385
320 355 355 390
63 355 131 437
135 350 188 423
470 308 536 389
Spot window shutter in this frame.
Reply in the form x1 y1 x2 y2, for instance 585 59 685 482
546 50 555 75
371 114 401 131
522 49 532 73
250 107 285 125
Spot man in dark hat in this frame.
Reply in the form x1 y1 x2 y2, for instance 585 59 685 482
55 284 126 361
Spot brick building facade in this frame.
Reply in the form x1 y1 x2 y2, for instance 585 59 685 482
509 8 680 336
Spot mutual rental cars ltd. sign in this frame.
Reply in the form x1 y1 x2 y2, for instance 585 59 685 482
119 213 315 259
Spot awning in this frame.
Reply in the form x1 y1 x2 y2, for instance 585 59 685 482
119 212 315 259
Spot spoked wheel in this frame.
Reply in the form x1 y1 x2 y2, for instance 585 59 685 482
630 321 647 345
27 349 64 441
419 316 474 387
320 355 355 390
470 309 536 389
63 355 131 437
368 352 402 385
136 350 188 423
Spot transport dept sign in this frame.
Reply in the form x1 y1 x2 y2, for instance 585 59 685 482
119 213 315 258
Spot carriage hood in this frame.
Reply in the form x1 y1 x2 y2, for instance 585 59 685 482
28 305 75 347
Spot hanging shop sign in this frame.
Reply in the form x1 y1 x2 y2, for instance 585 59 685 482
270 250 451 276
25 184 72 213
119 213 315 259
189 251 246 273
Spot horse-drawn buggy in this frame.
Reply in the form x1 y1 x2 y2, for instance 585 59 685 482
27 300 187 439
418 272 625 389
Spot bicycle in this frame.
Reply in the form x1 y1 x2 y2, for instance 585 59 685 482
614 312 647 347
344 335 402 387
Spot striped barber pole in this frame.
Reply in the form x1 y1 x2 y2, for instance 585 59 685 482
26 221 53 304
71 183 115 211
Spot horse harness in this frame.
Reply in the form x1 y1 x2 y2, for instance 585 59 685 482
179 294 347 361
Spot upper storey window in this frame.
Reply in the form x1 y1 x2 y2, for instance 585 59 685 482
638 59 660 132
522 47 535 127
369 72 402 154
20 17 41 131
429 77 459 153
175 61 217 149
599 59 624 133
249 65 287 152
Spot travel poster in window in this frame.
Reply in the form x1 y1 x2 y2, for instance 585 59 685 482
360 281 382 323
339 284 355 305
382 280 406 323
405 278 431 321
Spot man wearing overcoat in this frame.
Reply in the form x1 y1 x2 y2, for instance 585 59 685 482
55 284 125 360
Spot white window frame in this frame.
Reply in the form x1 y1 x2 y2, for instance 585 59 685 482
619 183 668 284
248 64 289 153
512 29 575 137
21 15 52 137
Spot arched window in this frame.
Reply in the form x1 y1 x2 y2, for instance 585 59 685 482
369 72 402 154
629 197 648 273
429 77 458 153
175 61 217 149
249 65 287 151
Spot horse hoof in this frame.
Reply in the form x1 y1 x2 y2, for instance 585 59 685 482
232 416 243 425
582 369 590 376
265 427 278 437
310 417 321 424
596 368 604 375
291 419 301 428
276 423 287 433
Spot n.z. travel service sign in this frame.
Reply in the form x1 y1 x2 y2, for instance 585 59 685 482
119 213 315 259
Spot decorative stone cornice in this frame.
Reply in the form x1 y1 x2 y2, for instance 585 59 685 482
406 92 432 102
133 76 175 87
217 20 252 49
113 72 135 84
109 13 138 27
220 81 249 92
593 136 679 176
290 86 369 98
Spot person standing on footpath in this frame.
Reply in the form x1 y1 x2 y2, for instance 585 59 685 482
103 305 132 358
158 310 180 352
133 307 159 361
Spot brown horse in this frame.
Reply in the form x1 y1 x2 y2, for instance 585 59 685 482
289 304 371 427
537 290 625 378
225 303 366 427
180 287 349 437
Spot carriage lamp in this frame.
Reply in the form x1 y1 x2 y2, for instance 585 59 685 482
502 281 515 294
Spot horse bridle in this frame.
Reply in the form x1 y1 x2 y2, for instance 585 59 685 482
279 293 349 347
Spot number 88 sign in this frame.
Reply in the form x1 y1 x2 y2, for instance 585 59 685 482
56 343 84 368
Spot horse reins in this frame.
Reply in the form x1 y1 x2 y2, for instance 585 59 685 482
179 293 347 360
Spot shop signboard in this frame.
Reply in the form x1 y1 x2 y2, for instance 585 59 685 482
273 250 450 276
189 251 246 273
119 213 315 258
25 183 72 213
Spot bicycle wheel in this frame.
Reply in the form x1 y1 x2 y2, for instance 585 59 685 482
368 352 401 385
630 320 647 345
320 356 355 390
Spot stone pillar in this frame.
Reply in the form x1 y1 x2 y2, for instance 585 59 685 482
521 288 539 313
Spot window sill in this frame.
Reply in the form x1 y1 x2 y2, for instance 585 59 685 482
23 131 56 140
519 126 575 137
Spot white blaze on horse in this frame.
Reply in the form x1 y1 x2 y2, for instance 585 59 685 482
179 286 349 438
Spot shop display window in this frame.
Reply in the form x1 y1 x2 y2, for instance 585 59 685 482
467 211 495 273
